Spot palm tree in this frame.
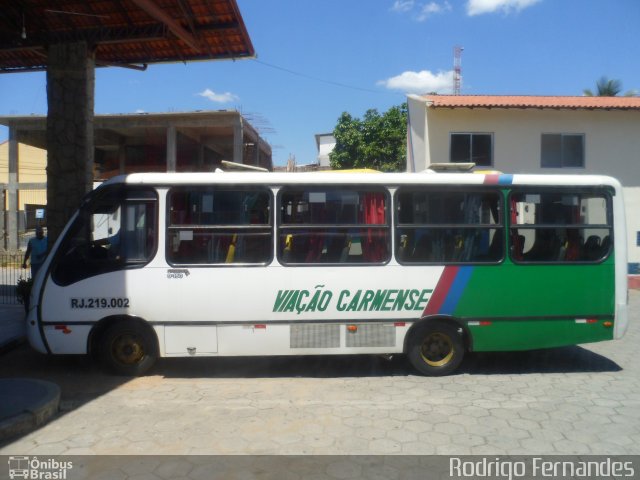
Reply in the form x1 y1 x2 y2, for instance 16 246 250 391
584 76 635 96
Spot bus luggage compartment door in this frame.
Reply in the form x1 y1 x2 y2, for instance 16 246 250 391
164 325 218 356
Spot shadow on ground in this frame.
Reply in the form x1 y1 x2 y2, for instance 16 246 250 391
154 344 621 378
1 341 621 385
461 346 622 375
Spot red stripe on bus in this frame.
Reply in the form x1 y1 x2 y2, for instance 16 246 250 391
484 174 500 185
423 266 459 316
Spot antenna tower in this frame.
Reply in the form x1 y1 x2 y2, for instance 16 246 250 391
453 45 463 95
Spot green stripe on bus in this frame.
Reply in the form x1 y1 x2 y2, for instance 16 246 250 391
468 318 614 351
454 255 615 351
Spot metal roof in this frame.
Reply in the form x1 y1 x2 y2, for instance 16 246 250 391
419 95 640 111
0 0 255 73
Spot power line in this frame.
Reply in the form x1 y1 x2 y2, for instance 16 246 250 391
253 59 402 97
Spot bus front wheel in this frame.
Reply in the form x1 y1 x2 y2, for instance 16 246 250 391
407 321 464 376
100 321 157 376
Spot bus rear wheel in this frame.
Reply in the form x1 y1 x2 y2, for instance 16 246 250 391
100 321 157 376
407 321 464 376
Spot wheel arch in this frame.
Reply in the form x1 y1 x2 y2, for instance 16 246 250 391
403 315 473 354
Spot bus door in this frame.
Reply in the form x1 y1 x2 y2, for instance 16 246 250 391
42 186 159 353
163 186 273 355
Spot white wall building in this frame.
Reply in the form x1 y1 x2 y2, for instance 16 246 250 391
406 94 640 271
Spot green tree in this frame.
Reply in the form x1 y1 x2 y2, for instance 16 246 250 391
330 103 407 172
584 76 636 96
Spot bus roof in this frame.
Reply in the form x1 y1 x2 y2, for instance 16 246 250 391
99 171 623 191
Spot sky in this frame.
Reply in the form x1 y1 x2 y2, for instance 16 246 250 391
1 0 639 167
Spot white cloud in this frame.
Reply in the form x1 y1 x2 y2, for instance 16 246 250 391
391 0 451 21
197 88 239 103
466 0 541 16
391 0 415 13
378 70 454 94
416 1 452 21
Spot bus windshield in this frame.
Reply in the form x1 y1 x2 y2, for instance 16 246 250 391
51 187 157 286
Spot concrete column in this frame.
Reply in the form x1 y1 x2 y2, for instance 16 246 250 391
7 127 19 251
233 120 243 164
118 139 126 175
254 138 260 167
197 143 205 171
167 125 177 172
46 41 95 247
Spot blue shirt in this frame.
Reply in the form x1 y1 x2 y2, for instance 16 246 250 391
29 236 48 265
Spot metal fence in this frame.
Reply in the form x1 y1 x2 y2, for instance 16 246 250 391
1 185 46 304
0 253 26 305
1 186 47 251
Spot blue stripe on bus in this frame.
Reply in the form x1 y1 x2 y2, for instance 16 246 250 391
439 266 474 315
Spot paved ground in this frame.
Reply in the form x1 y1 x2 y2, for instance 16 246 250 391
1 292 639 456
0 304 26 353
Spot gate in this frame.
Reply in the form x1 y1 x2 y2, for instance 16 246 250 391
1 184 47 251
0 253 24 305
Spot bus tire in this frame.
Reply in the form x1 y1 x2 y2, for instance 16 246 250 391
407 321 464 376
100 321 158 376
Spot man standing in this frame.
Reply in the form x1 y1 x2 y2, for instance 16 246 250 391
22 226 48 278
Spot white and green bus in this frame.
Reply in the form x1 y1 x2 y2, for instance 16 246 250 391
26 171 628 376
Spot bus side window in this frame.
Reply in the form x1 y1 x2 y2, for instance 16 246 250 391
395 189 503 265
278 187 390 266
508 191 612 264
412 233 432 262
323 232 349 263
167 188 272 266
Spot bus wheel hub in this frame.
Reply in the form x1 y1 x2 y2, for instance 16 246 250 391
113 335 144 364
421 333 453 366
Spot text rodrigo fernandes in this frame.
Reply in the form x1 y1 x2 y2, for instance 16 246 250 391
450 457 635 479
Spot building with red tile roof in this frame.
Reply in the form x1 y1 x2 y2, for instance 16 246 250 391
420 95 640 110
406 94 640 273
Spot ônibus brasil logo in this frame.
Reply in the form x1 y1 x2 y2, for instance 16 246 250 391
8 456 73 480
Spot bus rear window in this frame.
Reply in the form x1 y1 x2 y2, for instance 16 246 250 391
509 190 612 263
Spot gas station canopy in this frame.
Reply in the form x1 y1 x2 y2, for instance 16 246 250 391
0 0 255 73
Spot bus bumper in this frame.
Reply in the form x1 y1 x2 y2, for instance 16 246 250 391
614 302 629 339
